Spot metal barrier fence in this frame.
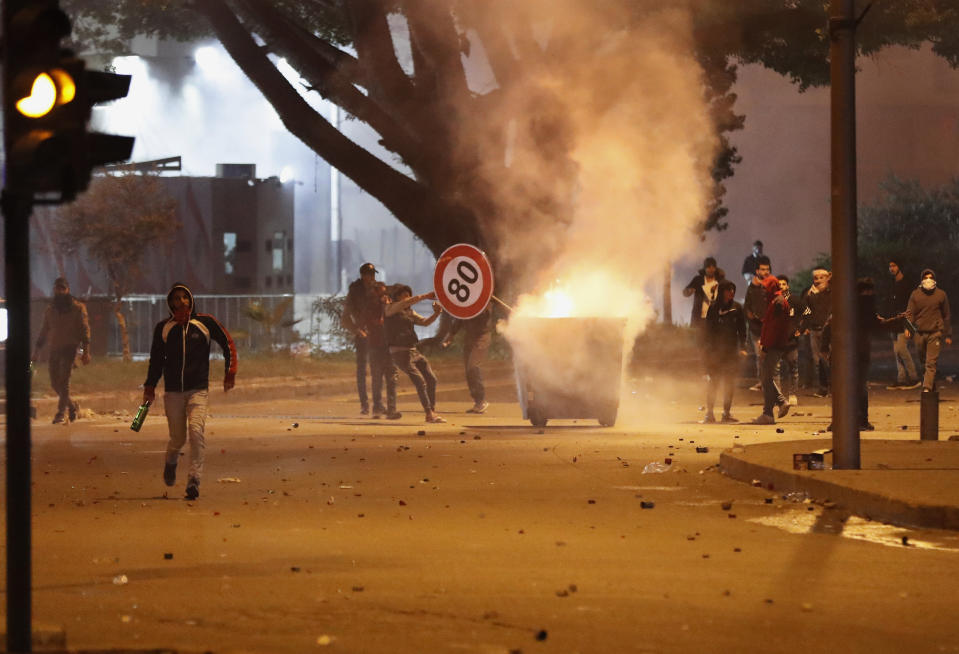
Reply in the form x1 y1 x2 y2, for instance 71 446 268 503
105 294 334 357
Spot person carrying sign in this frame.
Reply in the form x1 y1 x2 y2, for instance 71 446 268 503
442 304 493 414
385 285 445 423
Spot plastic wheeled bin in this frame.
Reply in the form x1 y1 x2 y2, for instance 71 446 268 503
510 317 625 428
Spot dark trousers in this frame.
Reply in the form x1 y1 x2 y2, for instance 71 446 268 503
915 331 942 391
370 345 398 412
354 335 371 409
464 332 491 404
778 345 799 398
761 347 787 416
48 345 77 414
392 348 437 412
809 329 830 391
706 356 738 415
858 353 870 426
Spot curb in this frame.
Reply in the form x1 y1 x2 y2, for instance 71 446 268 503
719 442 959 531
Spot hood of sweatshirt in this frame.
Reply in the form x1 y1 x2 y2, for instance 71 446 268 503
166 283 196 319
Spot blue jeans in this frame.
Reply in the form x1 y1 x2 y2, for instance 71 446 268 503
355 335 370 409
391 348 437 412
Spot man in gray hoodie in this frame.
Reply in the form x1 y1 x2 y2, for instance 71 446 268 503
905 269 952 392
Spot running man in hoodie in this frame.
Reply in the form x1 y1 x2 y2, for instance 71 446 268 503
702 280 747 424
753 275 792 424
905 269 952 392
143 284 237 500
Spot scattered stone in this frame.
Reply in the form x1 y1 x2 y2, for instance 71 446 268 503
733 547 742 552
535 630 548 642
291 566 301 572
696 446 709 453
902 536 910 546
473 435 481 440
640 501 655 509
728 514 737 519
587 499 596 504
417 430 426 436
163 553 173 560
292 423 299 428
398 500 407 506
764 598 774 604
316 635 333 646
751 479 762 487
556 589 569 597
568 584 578 592
901 425 908 430
764 497 774 504
112 574 128 585
352 585 364 592
776 428 784 434
720 501 732 511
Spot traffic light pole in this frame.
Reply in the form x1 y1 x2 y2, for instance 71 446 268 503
829 0 861 469
2 189 34 652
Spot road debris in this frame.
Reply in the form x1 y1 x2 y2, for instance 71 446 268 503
217 477 242 483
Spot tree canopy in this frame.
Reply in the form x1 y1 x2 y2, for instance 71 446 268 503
61 0 959 278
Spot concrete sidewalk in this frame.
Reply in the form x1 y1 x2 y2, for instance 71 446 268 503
720 436 959 530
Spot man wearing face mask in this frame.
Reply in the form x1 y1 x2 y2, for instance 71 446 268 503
143 283 237 500
32 277 91 424
801 268 832 397
905 269 952 392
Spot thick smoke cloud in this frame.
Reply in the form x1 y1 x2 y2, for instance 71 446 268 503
462 3 718 402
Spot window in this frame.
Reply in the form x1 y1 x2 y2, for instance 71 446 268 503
223 232 237 274
272 231 285 272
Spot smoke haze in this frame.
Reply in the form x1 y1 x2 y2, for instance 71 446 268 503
464 3 718 405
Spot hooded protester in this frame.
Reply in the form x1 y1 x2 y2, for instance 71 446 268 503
905 269 952 392
32 277 91 423
143 283 237 500
885 259 920 388
701 279 747 424
752 275 791 424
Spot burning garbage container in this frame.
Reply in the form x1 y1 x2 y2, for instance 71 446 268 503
508 317 625 427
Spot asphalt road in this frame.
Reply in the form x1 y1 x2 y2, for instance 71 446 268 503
4 371 959 653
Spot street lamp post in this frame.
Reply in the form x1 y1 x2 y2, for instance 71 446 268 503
829 0 861 469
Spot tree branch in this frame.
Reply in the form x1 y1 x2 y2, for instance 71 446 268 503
234 0 423 164
197 0 477 254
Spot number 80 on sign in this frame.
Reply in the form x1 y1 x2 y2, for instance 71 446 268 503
433 243 494 319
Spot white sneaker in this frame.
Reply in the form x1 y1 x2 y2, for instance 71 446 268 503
466 401 489 414
788 394 798 407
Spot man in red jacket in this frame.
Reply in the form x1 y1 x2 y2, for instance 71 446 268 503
753 276 792 424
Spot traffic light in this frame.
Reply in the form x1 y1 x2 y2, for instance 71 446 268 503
3 0 135 203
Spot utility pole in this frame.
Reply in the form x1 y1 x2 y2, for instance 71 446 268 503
829 0 861 469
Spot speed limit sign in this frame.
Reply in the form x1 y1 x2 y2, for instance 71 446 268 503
433 243 494 319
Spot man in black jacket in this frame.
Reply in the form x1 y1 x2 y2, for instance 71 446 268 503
341 263 379 414
885 260 920 389
143 284 237 500
702 280 747 424
743 255 772 389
